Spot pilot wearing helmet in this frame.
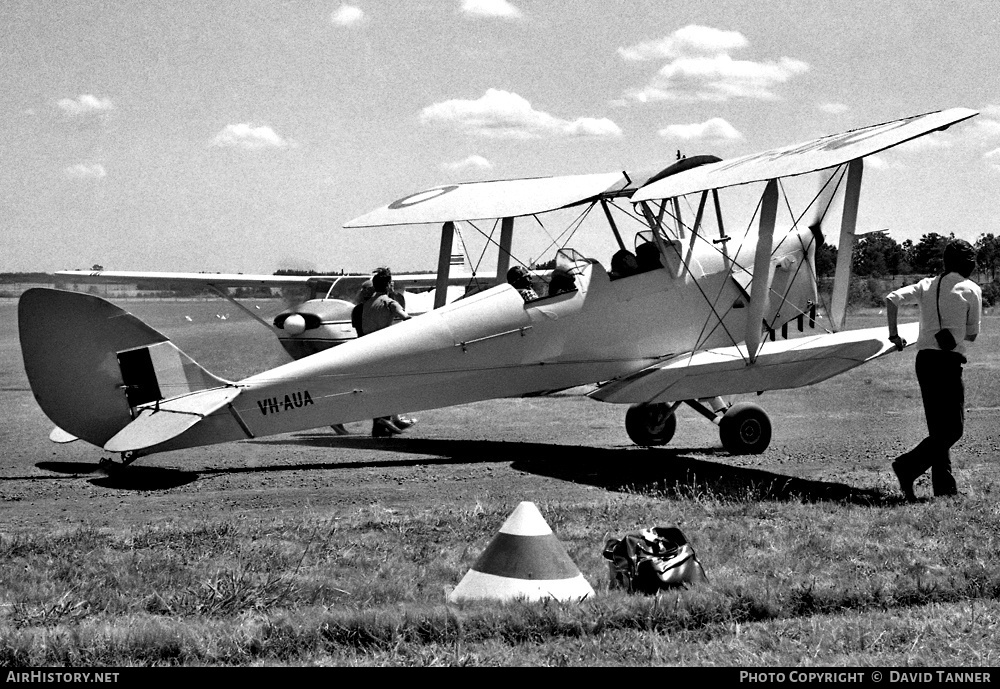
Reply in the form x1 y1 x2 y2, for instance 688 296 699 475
546 267 576 297
507 265 538 301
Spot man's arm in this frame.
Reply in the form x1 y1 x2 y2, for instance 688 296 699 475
885 281 923 352
966 285 982 342
391 299 411 321
885 297 906 351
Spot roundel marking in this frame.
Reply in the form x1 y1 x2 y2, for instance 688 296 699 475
388 185 460 210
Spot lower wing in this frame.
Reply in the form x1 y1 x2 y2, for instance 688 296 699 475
590 323 918 404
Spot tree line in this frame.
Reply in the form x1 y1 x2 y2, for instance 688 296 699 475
816 232 1000 306
816 232 999 280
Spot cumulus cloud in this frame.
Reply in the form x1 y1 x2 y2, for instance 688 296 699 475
629 55 808 103
57 94 114 117
618 25 747 62
617 25 808 104
818 102 849 115
210 123 291 150
894 133 953 153
867 132 957 169
462 0 523 19
442 155 494 172
65 163 107 179
331 4 365 26
983 147 1000 171
974 119 1000 137
658 117 742 142
420 89 621 139
865 155 906 171
968 105 1000 141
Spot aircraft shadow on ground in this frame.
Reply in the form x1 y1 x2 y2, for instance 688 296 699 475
252 433 894 506
28 434 894 505
34 461 200 490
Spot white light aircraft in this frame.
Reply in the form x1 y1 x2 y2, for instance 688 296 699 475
20 108 977 465
54 230 490 359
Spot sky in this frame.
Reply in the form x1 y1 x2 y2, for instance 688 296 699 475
3 0 1000 275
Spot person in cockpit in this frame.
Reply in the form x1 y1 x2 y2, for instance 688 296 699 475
547 267 576 296
507 265 539 301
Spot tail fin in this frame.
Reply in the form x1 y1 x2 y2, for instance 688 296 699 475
19 289 232 450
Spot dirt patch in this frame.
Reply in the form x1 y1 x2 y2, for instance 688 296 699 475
3 304 999 532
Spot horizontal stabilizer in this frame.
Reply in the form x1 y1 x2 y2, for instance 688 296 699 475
49 427 78 443
104 387 241 453
591 323 918 404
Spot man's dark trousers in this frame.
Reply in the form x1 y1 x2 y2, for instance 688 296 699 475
895 348 966 496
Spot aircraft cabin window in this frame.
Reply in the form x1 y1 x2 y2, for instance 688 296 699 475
519 248 588 302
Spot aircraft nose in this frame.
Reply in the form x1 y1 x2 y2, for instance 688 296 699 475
282 313 307 335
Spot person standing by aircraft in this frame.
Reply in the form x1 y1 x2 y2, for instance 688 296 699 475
331 284 378 435
351 279 375 337
885 239 982 500
362 267 417 437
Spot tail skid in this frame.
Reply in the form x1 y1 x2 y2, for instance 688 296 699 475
19 289 237 453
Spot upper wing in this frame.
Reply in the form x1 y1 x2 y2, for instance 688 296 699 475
633 108 978 201
345 171 627 227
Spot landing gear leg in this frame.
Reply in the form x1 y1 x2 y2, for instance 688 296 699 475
625 402 679 447
98 451 142 469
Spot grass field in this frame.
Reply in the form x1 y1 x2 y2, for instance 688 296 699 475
1 298 999 666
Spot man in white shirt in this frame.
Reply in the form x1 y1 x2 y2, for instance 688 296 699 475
885 239 982 500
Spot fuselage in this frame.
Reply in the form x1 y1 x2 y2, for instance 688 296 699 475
153 227 817 454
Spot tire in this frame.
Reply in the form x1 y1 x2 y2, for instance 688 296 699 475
719 402 771 455
625 403 677 446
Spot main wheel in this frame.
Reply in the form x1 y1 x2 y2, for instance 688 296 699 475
719 402 771 455
625 402 677 446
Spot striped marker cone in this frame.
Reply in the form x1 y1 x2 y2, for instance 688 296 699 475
448 501 595 603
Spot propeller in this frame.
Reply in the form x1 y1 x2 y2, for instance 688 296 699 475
806 165 846 246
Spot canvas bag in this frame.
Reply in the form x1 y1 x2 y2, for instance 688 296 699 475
603 526 708 594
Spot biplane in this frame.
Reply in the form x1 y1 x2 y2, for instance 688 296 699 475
19 108 977 463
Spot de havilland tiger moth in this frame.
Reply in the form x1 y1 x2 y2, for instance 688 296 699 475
18 108 978 465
